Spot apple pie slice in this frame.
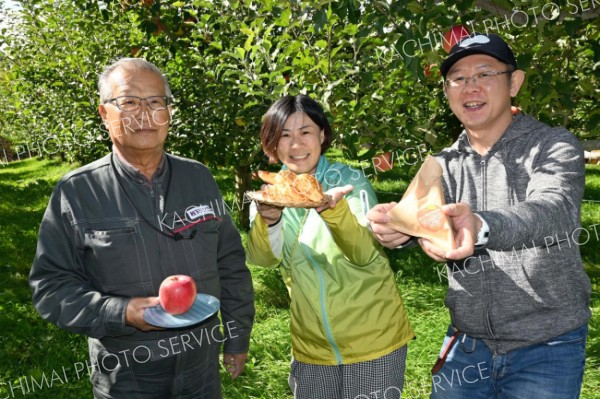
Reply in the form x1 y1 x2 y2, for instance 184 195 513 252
247 170 330 207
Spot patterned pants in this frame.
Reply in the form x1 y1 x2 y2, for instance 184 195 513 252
289 345 408 399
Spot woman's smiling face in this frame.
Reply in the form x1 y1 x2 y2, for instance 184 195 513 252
276 111 324 175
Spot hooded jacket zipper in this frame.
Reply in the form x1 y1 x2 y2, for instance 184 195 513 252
479 156 497 340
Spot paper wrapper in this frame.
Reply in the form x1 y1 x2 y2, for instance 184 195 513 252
386 156 455 253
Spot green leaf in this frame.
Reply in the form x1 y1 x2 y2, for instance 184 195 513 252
244 35 254 52
313 9 327 32
210 41 223 51
275 8 291 27
315 39 328 49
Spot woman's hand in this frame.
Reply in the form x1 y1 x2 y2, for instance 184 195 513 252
256 184 284 225
257 202 283 225
316 185 354 212
367 202 412 248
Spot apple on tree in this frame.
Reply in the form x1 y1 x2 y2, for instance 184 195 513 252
424 63 438 78
159 275 197 315
443 25 471 53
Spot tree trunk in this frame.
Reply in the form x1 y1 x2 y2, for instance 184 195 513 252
235 164 251 231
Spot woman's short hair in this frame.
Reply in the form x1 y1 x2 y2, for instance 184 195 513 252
260 95 333 163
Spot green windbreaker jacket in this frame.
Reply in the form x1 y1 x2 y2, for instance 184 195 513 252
248 156 414 365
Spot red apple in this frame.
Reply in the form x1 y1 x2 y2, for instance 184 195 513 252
424 63 439 78
152 16 166 36
159 275 197 315
373 152 393 172
443 25 470 53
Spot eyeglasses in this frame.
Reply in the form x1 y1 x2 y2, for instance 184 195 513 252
107 96 172 111
445 70 513 89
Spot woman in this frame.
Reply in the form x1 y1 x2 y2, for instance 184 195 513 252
247 95 414 399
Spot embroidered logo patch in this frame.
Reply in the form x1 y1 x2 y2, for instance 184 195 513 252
185 205 215 221
459 34 490 48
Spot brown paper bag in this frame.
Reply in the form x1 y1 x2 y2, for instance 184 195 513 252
386 156 455 252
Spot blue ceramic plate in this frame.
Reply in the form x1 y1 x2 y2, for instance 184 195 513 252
144 293 220 328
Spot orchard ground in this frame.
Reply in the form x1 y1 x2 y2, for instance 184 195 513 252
0 156 598 399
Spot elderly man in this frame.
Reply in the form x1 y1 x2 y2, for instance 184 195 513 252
368 33 591 398
29 58 254 398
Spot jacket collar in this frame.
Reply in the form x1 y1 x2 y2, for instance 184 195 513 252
314 155 330 184
454 113 530 153
112 150 168 186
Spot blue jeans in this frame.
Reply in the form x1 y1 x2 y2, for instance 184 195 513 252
430 323 588 399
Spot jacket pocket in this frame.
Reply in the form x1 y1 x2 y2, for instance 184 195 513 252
84 224 148 294
179 218 221 294
545 324 588 347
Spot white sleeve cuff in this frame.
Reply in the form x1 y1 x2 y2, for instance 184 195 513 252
268 219 283 258
475 214 490 246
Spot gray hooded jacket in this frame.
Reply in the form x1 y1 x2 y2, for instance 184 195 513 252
436 113 591 354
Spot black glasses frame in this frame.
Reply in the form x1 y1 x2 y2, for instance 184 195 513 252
107 95 172 111
445 70 513 89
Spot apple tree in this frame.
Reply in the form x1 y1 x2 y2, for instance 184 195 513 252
1 0 598 228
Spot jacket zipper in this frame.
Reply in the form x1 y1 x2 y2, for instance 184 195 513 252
299 218 343 364
480 159 486 211
313 261 343 364
480 158 496 340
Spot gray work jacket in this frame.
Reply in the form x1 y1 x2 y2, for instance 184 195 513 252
30 152 254 354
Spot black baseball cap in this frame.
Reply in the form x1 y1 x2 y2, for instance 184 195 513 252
440 33 517 78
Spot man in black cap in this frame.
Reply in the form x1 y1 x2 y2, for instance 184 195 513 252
368 33 591 398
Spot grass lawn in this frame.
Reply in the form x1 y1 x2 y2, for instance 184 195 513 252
0 156 599 398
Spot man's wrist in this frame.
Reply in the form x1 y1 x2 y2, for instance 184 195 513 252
395 236 417 249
